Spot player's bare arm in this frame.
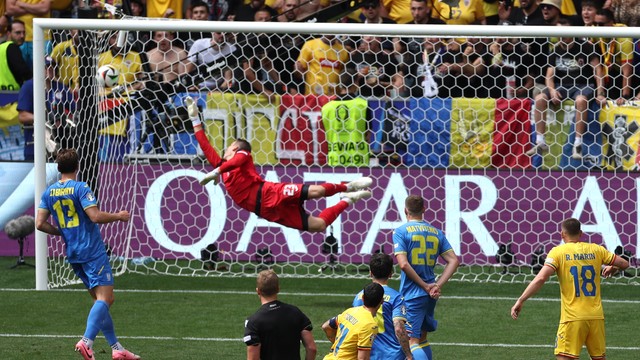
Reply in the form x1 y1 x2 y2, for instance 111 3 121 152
35 208 61 236
602 255 630 278
511 265 555 320
396 252 436 294
393 318 412 360
322 317 337 343
85 206 130 224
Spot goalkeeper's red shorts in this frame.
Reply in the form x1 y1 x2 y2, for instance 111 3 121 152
257 182 310 231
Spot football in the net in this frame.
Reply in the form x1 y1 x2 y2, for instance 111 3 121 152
96 65 120 88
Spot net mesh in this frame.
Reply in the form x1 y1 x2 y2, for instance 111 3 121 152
38 15 640 287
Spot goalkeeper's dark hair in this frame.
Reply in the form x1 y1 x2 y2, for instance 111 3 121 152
405 194 425 217
362 282 384 308
235 139 252 152
257 269 279 297
370 253 393 280
562 218 582 237
56 148 79 174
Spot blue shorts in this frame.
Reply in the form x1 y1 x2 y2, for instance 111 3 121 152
404 295 438 339
71 252 114 289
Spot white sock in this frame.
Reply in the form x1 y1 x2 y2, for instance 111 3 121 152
574 136 582 146
341 197 354 205
111 342 125 351
82 337 94 349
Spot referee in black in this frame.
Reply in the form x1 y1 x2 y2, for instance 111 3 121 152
244 269 317 360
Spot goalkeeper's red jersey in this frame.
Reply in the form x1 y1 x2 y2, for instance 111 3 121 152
195 129 264 213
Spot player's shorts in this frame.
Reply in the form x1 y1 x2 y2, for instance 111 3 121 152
258 182 310 230
555 319 606 359
71 252 114 289
403 295 438 339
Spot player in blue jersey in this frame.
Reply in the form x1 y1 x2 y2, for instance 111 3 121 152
353 253 412 360
36 149 140 360
393 195 459 360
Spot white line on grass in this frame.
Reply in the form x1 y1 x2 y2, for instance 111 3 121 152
1 288 639 304
0 333 638 351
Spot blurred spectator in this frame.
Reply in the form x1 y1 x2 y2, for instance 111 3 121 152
1 19 32 89
234 0 278 21
485 37 535 98
50 29 78 91
581 0 600 27
186 0 238 20
395 0 444 97
593 8 634 104
435 38 488 98
484 0 500 25
498 0 544 25
608 0 640 27
186 32 240 91
178 1 211 51
236 9 286 102
1 4 10 43
360 0 396 24
296 0 329 20
540 0 562 25
272 1 307 93
147 31 188 84
18 56 75 160
296 35 350 96
432 0 486 25
375 0 412 24
277 0 300 22
129 0 145 16
5 0 51 69
344 36 400 98
98 32 145 91
527 18 604 160
146 0 181 18
0 19 30 133
97 32 145 159
50 0 74 18
403 37 447 98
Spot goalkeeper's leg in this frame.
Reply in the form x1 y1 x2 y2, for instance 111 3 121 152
308 190 372 232
306 177 373 199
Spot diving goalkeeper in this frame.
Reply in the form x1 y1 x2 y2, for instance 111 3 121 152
186 97 372 232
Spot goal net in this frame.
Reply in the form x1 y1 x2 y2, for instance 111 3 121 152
33 14 640 289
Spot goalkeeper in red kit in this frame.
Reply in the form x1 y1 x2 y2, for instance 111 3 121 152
186 97 372 232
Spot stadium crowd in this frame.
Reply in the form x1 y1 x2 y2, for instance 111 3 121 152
0 0 639 161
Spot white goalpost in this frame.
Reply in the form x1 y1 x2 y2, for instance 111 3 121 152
33 17 640 290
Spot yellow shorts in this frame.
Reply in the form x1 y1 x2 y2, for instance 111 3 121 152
555 320 606 359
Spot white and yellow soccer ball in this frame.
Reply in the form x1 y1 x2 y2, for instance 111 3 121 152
96 65 120 88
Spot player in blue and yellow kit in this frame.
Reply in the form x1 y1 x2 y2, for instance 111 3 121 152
393 195 460 360
322 282 384 360
511 218 629 360
353 253 412 360
36 149 140 360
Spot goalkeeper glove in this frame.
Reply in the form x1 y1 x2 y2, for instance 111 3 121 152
185 96 201 128
200 168 220 186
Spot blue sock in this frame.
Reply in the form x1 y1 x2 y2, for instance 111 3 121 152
411 344 428 360
101 310 119 346
420 340 433 360
84 300 109 340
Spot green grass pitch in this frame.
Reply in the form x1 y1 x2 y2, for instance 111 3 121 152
0 257 638 359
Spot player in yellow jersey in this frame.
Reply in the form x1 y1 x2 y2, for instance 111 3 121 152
511 218 629 360
322 282 384 360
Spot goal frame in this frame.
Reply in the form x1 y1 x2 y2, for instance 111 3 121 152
33 18 640 290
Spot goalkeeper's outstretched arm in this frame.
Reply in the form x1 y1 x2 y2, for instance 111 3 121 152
186 96 225 186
